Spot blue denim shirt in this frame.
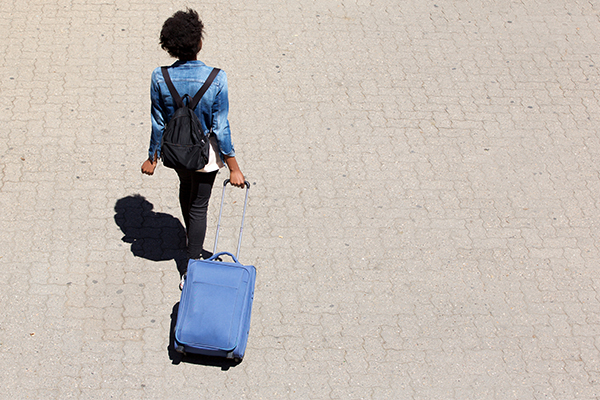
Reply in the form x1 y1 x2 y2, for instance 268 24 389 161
149 60 235 160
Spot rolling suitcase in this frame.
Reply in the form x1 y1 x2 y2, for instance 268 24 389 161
174 179 255 362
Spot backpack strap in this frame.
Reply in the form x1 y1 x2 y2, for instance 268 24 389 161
189 68 221 110
161 67 184 109
161 67 221 110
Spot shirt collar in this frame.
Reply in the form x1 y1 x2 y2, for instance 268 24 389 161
172 60 206 67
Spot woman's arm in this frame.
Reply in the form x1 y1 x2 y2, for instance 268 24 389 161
142 69 165 176
212 71 244 187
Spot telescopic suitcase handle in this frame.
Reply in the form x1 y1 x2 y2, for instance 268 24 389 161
213 179 250 259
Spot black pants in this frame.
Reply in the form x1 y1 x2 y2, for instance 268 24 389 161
175 169 218 261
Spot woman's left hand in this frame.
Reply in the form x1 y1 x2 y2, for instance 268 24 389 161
141 158 157 175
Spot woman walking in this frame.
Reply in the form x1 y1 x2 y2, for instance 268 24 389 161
141 9 245 289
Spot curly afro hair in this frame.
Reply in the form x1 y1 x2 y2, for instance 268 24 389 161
159 9 204 60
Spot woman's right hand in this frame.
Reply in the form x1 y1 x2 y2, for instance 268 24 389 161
223 155 245 188
229 169 245 188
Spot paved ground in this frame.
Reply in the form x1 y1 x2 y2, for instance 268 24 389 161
2 0 600 398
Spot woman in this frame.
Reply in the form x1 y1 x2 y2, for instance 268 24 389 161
141 9 245 289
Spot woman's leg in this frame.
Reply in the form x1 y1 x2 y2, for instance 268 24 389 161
178 170 218 260
176 169 193 230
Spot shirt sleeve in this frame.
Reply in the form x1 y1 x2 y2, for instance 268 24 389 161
211 70 235 158
149 69 165 160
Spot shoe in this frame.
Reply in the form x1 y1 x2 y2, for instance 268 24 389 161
179 273 187 291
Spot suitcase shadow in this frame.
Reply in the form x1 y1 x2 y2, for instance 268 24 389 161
168 302 241 370
114 194 188 275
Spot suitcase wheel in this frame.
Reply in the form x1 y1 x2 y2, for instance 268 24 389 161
226 351 243 363
175 344 186 355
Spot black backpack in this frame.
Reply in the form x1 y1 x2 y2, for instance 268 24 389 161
160 67 220 170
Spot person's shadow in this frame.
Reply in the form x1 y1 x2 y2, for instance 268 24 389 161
114 194 234 368
114 194 188 274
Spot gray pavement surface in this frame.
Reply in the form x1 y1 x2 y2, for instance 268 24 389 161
2 0 600 398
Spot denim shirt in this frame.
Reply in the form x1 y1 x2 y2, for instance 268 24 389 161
148 60 235 160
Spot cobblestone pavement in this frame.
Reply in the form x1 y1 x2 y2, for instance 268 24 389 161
2 0 600 398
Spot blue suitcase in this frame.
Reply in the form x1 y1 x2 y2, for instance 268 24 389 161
174 180 255 362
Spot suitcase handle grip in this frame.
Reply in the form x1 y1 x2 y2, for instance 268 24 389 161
208 251 241 264
213 179 250 259
223 179 250 189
